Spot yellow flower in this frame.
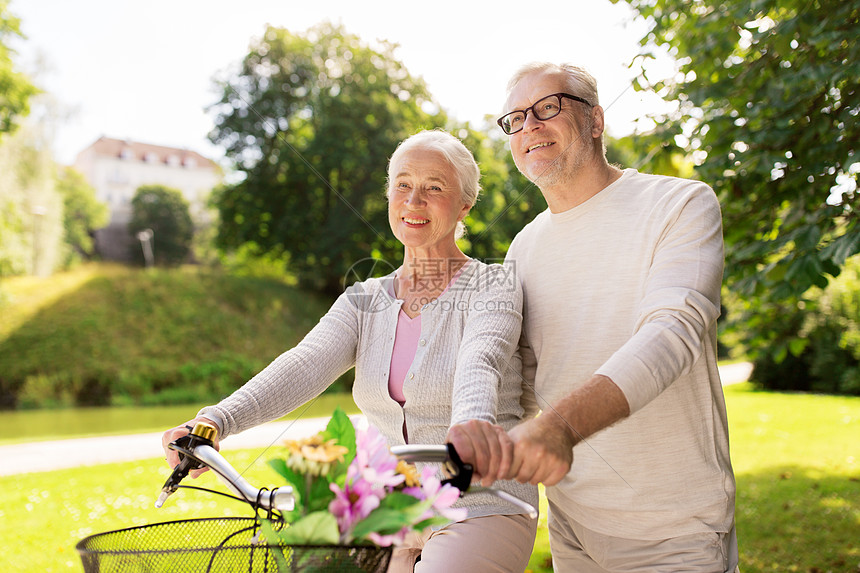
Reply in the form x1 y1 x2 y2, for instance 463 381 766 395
282 434 349 477
396 460 421 488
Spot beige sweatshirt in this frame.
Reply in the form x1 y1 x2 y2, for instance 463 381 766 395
507 169 735 539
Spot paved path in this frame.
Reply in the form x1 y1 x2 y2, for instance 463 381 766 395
0 417 333 477
0 363 752 476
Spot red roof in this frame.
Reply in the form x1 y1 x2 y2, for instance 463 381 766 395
80 136 217 169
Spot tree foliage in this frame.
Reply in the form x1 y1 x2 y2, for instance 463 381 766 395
0 0 38 139
129 185 194 267
0 118 61 277
456 126 547 262
209 22 446 294
606 128 694 179
615 0 859 360
55 167 109 266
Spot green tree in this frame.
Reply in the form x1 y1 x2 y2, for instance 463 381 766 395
455 125 548 261
0 0 38 139
0 118 61 278
129 185 194 267
606 128 694 179
209 22 444 295
614 0 859 362
55 166 108 267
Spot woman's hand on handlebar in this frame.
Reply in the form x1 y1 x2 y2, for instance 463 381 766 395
446 420 514 487
161 417 221 478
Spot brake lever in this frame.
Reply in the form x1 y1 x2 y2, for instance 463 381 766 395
440 443 473 493
389 443 537 519
389 443 473 493
155 422 216 508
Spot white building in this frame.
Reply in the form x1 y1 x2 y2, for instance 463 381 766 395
74 136 221 260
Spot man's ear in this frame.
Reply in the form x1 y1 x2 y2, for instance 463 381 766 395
591 105 606 138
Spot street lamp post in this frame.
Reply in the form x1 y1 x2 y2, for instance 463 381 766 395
137 228 154 267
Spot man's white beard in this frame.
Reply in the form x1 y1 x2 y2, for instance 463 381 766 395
529 137 593 192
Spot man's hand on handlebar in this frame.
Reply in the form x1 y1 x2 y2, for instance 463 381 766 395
161 417 221 478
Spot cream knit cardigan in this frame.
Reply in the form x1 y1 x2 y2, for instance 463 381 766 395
199 260 538 517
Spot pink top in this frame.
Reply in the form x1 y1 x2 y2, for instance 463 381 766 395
387 261 470 405
388 312 421 405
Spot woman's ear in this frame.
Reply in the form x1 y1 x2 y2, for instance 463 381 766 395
459 203 471 221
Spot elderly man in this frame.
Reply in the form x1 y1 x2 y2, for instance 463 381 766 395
447 62 739 572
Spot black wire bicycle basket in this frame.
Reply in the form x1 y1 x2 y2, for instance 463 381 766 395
76 517 392 573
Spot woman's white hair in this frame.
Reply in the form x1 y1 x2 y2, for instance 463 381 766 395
386 129 481 239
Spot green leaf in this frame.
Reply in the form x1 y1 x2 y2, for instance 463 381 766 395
306 474 336 513
788 337 809 357
376 490 424 511
412 516 452 531
322 406 356 480
259 520 291 571
324 407 356 449
822 232 860 267
268 458 307 503
277 511 340 545
350 496 435 540
349 508 413 540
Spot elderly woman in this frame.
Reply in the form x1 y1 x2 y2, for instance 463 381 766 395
162 129 538 572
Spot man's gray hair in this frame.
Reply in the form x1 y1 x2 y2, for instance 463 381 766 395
506 62 600 108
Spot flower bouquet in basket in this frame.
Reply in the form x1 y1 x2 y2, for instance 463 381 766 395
259 407 466 570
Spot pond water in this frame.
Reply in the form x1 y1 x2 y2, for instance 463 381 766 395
0 393 356 444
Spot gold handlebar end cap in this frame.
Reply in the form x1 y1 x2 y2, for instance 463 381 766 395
191 422 218 442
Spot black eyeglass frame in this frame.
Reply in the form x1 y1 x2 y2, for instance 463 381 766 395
496 92 592 135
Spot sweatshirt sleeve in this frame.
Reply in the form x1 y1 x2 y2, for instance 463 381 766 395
198 287 363 438
450 264 524 426
596 183 724 413
517 334 541 420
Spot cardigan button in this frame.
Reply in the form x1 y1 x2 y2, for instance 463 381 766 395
408 373 415 380
419 339 426 346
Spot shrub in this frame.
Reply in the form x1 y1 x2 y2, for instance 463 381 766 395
128 185 194 266
751 257 860 395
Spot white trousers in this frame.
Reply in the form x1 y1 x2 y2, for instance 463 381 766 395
387 513 538 573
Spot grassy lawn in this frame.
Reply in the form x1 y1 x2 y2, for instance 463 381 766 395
0 393 359 445
724 383 859 573
1 384 857 572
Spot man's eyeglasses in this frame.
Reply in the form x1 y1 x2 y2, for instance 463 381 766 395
496 93 592 135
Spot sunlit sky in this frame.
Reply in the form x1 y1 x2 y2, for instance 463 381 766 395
11 0 675 167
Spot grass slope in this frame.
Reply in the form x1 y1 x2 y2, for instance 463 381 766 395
0 264 337 408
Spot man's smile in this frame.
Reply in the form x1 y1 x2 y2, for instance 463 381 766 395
527 142 555 153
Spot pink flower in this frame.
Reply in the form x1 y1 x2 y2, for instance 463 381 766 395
403 466 467 523
351 425 403 488
367 527 409 547
329 477 383 539
330 426 408 542
327 418 467 545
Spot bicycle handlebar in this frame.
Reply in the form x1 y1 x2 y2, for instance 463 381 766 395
391 444 538 519
174 443 295 512
158 424 536 519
